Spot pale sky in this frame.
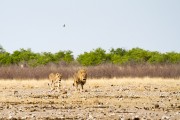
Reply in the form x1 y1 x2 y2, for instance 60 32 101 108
0 0 180 57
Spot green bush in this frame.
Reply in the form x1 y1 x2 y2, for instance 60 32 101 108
0 44 180 67
77 48 107 66
165 52 180 64
0 52 12 65
126 48 150 63
147 52 165 64
0 47 74 67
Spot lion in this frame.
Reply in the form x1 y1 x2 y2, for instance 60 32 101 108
73 69 87 91
48 73 62 91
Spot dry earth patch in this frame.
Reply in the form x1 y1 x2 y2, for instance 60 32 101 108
0 78 179 119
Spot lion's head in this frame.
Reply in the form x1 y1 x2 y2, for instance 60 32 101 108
78 69 87 81
49 73 62 82
55 73 62 81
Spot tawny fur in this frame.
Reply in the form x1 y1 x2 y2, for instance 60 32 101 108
48 73 62 91
73 69 87 91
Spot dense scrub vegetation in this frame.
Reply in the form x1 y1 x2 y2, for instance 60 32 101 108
0 63 180 79
0 45 180 79
1 45 180 66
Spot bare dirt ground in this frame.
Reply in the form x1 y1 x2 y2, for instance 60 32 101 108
0 78 179 120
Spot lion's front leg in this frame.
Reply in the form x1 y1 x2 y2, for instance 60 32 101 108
73 81 79 91
75 83 79 91
57 80 61 91
48 82 55 93
50 81 55 91
52 82 56 91
73 77 79 91
80 85 84 92
81 84 83 90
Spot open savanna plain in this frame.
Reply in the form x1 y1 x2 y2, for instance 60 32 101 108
0 78 179 120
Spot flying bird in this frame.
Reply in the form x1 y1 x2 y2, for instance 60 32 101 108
63 24 65 27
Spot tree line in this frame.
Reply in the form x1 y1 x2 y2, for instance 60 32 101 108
0 45 180 67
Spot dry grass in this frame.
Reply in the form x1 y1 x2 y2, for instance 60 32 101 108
0 77 178 89
0 78 179 119
0 79 48 89
0 78 179 104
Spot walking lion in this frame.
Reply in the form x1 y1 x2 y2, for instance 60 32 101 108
73 69 87 91
48 73 62 91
